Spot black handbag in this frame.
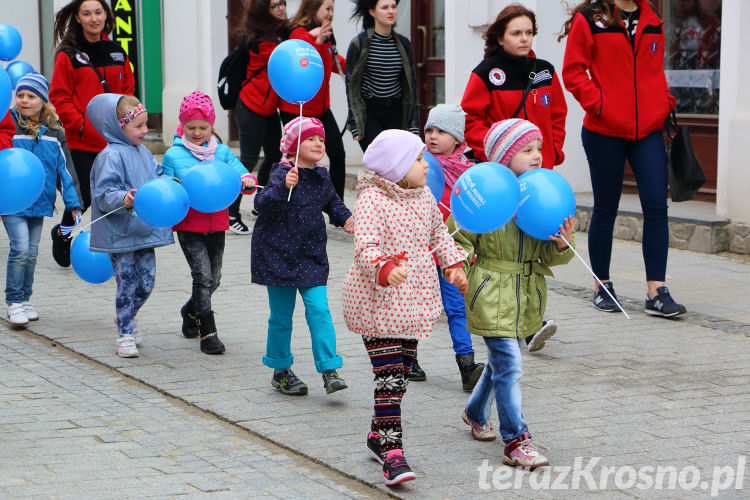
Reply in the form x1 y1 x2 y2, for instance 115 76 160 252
664 110 705 202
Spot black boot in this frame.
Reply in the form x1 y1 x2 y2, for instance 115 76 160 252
180 301 200 338
409 357 426 381
198 311 225 354
456 353 484 392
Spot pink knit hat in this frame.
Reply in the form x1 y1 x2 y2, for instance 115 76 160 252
179 91 216 126
363 129 425 183
280 116 325 154
483 118 542 166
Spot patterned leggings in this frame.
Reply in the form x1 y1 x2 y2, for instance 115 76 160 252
362 336 418 456
110 249 156 337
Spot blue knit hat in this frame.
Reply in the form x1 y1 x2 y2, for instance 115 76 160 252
16 73 49 103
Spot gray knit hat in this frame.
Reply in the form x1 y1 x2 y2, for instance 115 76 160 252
424 104 466 143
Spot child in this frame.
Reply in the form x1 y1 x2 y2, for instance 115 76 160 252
447 118 575 468
162 91 257 355
423 103 485 390
3 73 82 326
342 129 469 486
88 93 174 358
251 116 354 396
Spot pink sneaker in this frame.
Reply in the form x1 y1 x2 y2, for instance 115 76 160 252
462 408 497 441
502 432 549 469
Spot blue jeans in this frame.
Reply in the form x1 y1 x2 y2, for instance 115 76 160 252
2 216 44 304
465 336 528 443
437 266 474 355
110 249 156 337
263 286 343 373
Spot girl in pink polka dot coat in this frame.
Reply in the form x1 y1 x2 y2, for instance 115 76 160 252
342 129 468 486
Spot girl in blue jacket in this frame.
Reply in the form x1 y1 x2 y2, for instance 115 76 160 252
3 73 82 327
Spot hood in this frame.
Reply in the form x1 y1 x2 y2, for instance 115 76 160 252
86 93 132 146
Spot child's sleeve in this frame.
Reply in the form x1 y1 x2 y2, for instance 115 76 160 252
152 154 165 178
219 145 257 194
253 164 289 215
323 175 351 227
429 202 468 269
351 191 389 279
92 151 129 213
161 149 176 178
445 215 479 274
539 229 576 267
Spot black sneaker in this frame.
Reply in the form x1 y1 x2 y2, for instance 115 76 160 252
592 282 619 312
382 449 416 486
228 217 250 234
366 432 384 464
50 224 72 267
271 368 308 395
409 358 426 381
322 369 348 394
645 286 687 318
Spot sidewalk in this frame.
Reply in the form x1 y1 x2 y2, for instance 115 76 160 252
1 190 749 498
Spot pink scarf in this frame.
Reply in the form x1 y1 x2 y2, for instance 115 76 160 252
436 143 473 189
181 134 218 162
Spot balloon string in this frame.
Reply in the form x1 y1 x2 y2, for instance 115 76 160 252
439 202 451 212
69 206 128 238
287 102 304 202
557 233 631 320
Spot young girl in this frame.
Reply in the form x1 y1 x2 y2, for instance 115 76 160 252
447 119 575 468
87 93 174 358
342 129 468 486
3 73 82 326
251 116 353 395
162 91 257 355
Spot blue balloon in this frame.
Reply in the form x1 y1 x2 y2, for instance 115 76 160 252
0 148 46 215
0 24 22 62
0 66 11 118
424 151 445 201
268 39 324 104
133 178 190 227
181 161 242 213
71 231 113 284
450 162 521 234
6 61 33 89
516 168 576 240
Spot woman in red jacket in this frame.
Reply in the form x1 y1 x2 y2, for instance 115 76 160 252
561 0 686 317
280 0 347 200
48 0 135 266
461 4 567 169
230 0 289 234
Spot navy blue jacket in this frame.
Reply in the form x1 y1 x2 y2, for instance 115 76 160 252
251 161 351 288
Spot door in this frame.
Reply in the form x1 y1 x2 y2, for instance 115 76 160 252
412 0 445 131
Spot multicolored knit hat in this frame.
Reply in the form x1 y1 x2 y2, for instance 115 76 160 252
16 72 49 103
179 91 216 126
483 118 542 166
280 116 325 154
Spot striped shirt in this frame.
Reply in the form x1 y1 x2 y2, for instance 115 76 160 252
361 32 403 99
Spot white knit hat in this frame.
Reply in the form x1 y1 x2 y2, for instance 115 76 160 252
424 104 466 143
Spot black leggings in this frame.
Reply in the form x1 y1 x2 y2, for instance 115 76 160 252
60 149 98 226
358 97 403 152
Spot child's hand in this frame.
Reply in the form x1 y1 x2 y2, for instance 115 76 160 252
285 166 298 189
387 266 408 287
549 215 576 250
343 216 354 234
123 189 137 208
242 177 256 191
445 267 468 293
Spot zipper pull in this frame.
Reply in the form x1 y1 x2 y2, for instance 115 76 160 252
532 89 538 106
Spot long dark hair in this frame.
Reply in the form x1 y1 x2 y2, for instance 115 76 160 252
558 0 659 41
484 4 538 60
239 0 288 43
289 0 326 30
351 0 400 30
53 0 115 53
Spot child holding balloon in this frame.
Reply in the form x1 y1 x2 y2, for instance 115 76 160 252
342 129 468 486
251 116 353 396
162 91 257 355
87 93 174 358
447 118 575 468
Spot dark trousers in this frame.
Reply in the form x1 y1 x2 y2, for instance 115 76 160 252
280 108 347 200
581 127 669 282
177 231 225 315
231 100 283 218
60 149 97 226
358 97 403 152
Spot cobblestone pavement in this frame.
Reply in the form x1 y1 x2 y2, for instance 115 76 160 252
1 193 749 499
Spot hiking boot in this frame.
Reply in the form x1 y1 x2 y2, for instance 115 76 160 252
527 320 557 353
322 369 348 394
592 282 619 312
645 286 687 318
409 358 426 381
382 449 416 486
272 368 308 395
456 353 484 392
7 303 29 327
228 217 250 234
50 224 72 267
198 311 225 354
366 432 384 464
21 302 39 321
503 432 549 469
180 301 200 338
115 335 139 358
461 408 497 441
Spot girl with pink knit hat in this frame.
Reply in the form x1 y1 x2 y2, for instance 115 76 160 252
162 91 257 355
342 128 468 486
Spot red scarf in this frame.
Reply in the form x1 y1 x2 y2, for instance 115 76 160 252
435 143 473 189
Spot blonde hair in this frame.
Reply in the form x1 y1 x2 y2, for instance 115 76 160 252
116 95 143 119
14 102 62 138
397 177 413 189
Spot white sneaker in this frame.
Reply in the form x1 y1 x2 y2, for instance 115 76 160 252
114 316 142 345
115 335 139 358
21 302 39 321
7 303 29 326
527 320 557 353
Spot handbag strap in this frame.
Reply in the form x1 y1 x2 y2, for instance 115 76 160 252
512 59 537 119
664 109 679 143
75 49 112 93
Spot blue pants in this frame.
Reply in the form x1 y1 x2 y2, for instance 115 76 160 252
263 285 342 373
2 216 43 304
437 266 474 355
110 249 156 337
582 127 669 282
466 337 528 443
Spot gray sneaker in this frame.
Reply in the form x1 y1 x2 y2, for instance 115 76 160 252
322 369 348 394
272 368 308 395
